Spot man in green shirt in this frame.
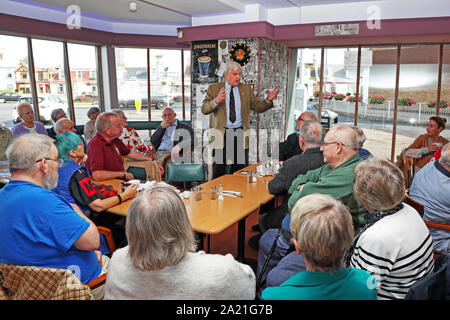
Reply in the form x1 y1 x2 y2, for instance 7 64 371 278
257 125 365 295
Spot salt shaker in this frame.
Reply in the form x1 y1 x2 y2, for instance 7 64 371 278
195 186 202 201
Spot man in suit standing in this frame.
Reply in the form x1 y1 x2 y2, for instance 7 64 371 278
202 61 279 178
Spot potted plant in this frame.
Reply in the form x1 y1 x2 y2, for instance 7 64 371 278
333 93 345 101
427 99 448 108
398 97 416 107
369 96 385 104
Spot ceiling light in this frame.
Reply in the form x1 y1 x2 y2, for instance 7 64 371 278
129 2 137 12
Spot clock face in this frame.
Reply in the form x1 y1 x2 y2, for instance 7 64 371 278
229 43 251 66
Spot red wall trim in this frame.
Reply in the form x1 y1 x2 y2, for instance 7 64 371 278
177 21 275 43
178 17 450 47
1 13 449 49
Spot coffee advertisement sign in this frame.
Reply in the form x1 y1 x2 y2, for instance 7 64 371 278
192 40 219 83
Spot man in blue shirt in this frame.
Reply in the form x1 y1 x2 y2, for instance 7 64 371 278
410 142 450 254
0 134 106 298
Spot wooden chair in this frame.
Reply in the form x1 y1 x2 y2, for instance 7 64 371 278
404 194 450 260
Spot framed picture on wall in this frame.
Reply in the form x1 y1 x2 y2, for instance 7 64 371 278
192 40 219 84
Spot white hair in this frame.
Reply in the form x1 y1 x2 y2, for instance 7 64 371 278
95 112 119 134
7 134 54 174
225 61 241 74
439 143 450 168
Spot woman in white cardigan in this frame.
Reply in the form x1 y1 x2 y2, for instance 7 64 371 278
104 183 255 300
345 158 435 300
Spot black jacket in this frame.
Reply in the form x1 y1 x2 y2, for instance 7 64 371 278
262 147 324 230
278 133 302 161
150 120 194 153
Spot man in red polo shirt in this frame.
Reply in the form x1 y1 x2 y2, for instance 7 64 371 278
86 112 158 181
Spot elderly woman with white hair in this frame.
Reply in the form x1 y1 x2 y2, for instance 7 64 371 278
352 126 372 159
104 183 256 300
262 193 377 300
11 102 48 137
345 158 435 300
84 106 101 142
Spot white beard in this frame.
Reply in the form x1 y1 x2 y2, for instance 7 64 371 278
45 170 59 190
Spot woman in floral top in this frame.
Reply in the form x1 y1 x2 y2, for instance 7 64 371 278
120 126 156 159
112 109 163 176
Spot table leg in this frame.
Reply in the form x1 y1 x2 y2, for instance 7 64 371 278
195 232 205 251
237 218 246 262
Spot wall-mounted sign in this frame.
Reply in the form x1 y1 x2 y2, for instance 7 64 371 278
315 23 359 36
229 43 251 66
192 40 219 83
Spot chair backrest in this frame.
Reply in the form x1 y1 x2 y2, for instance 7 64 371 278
126 166 147 180
0 263 93 300
404 194 424 215
165 163 204 183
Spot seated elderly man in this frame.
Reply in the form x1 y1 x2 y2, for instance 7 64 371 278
276 111 318 161
150 107 194 164
256 125 365 295
249 120 325 249
54 118 87 152
86 112 161 182
0 134 107 299
11 102 47 137
410 142 450 254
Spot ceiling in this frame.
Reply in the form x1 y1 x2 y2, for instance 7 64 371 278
2 0 450 36
6 0 383 24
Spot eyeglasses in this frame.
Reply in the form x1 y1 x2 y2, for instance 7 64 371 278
321 141 346 148
36 158 64 168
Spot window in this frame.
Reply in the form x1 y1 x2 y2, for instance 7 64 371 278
322 47 359 128
31 39 68 124
114 47 190 139
149 49 183 122
115 47 148 124
357 46 398 160
291 48 323 130
183 49 191 121
0 35 29 127
67 43 99 126
395 45 442 159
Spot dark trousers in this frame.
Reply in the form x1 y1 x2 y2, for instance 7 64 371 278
213 128 249 179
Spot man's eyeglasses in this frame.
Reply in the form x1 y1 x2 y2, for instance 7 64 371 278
321 141 346 148
36 158 64 168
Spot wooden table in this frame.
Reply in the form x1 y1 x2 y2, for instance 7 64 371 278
98 178 261 262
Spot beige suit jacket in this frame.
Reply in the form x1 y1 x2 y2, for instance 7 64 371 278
201 82 273 149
